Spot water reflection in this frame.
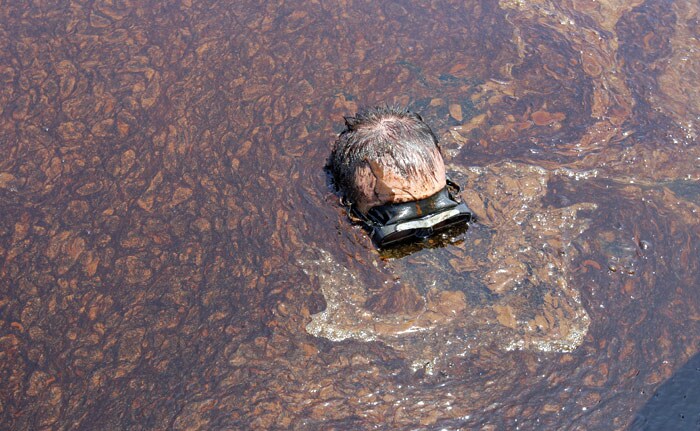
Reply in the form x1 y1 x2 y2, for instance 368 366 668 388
631 351 700 430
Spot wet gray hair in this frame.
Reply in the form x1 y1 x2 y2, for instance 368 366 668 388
329 106 442 204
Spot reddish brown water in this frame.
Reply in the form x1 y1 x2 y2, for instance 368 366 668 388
1 0 699 429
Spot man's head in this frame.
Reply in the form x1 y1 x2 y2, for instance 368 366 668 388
329 106 446 214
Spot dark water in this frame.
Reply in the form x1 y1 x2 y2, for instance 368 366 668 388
1 0 699 429
632 351 700 430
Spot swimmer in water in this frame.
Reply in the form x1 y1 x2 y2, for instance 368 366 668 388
328 106 472 247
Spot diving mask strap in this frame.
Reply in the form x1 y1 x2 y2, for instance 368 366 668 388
340 196 367 224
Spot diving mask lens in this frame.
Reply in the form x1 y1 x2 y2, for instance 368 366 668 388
371 202 472 247
358 181 473 248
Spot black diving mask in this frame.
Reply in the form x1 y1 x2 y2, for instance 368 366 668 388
349 179 473 248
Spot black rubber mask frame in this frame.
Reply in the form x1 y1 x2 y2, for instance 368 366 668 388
349 179 473 248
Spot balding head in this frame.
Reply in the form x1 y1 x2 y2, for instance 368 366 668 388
329 106 446 214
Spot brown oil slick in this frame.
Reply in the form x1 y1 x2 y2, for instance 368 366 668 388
301 162 597 369
1 0 699 430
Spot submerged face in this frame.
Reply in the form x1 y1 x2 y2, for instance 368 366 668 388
330 106 448 215
329 107 470 248
352 147 447 214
